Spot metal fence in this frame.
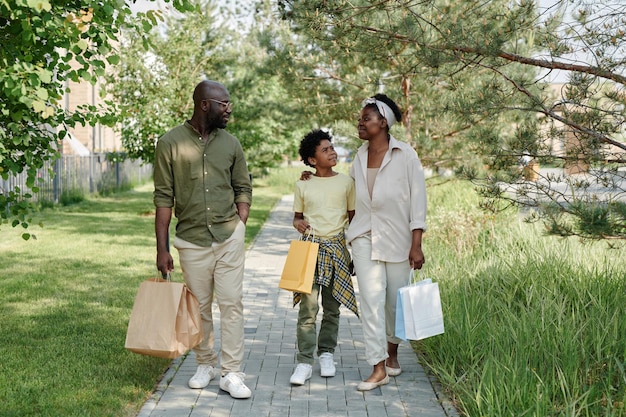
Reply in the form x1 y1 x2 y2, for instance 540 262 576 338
1 154 152 205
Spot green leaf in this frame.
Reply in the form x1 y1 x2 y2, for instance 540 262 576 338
26 0 52 13
38 68 53 83
32 100 46 113
76 39 89 51
142 20 153 32
106 54 120 65
35 87 48 100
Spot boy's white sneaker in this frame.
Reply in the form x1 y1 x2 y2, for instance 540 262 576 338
188 364 216 389
319 352 336 377
219 372 252 399
289 363 312 385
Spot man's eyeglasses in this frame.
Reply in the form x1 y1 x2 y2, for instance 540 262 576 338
204 98 233 112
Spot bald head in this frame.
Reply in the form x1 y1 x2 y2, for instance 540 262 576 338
193 80 227 106
189 80 232 132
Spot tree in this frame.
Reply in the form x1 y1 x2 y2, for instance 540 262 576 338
276 0 626 240
266 0 542 180
107 0 305 176
105 0 223 165
0 0 195 238
224 0 313 174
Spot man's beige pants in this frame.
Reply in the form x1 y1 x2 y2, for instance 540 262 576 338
174 220 245 375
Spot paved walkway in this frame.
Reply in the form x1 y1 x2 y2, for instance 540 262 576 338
137 195 458 417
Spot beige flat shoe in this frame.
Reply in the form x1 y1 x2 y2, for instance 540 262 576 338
357 375 390 391
385 366 402 377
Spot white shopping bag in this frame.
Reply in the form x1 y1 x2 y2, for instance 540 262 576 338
395 278 444 341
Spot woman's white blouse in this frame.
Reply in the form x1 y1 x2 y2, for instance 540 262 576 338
346 135 427 263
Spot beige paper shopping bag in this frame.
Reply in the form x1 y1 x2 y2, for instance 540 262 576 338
125 277 203 358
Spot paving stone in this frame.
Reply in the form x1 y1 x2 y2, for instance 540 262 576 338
136 195 457 417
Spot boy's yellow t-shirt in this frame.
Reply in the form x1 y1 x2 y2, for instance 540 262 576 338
293 173 356 238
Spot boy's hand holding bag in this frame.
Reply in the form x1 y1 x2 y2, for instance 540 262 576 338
278 229 319 295
125 273 203 359
395 270 445 341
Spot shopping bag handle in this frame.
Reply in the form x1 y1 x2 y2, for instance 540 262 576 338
407 269 427 286
155 272 172 281
301 227 316 242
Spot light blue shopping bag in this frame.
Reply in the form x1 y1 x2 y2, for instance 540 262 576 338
395 288 407 340
395 277 444 341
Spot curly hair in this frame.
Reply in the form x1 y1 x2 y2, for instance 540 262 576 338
299 129 333 167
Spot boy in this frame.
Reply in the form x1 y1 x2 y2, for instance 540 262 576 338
289 129 358 385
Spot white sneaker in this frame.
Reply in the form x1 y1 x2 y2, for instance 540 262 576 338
188 364 216 389
319 352 336 377
289 363 312 385
219 372 252 399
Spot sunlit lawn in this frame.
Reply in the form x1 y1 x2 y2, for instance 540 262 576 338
0 167 300 417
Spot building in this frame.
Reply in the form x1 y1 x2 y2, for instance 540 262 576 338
60 61 121 155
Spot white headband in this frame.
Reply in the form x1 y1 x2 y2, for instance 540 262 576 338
361 98 397 128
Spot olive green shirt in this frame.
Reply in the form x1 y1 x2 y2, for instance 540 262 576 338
153 122 252 247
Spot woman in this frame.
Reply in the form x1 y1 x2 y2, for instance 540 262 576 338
347 94 427 391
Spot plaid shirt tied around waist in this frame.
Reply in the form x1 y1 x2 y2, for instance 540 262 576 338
293 232 359 316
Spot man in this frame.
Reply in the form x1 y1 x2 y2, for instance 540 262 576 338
153 80 253 399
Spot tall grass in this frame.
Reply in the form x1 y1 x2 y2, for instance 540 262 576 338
418 178 626 416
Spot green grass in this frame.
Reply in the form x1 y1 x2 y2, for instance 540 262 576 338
244 165 302 244
0 184 167 417
0 167 299 417
417 177 626 417
1 166 624 416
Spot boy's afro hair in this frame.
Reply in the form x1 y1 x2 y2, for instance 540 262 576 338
299 129 332 167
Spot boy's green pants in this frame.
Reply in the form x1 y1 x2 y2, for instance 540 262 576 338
296 282 341 364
